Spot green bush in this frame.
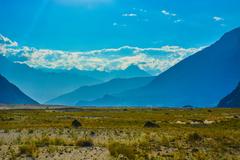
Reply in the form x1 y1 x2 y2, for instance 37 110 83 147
187 133 203 143
34 137 67 147
19 144 37 157
108 142 136 160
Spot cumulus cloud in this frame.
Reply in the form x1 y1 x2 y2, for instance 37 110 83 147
213 16 224 21
161 10 183 24
0 34 205 75
122 13 137 17
0 34 18 47
174 19 183 23
161 10 176 17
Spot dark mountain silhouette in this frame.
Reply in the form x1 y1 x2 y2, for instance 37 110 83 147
0 74 38 105
84 27 240 107
48 76 154 106
0 55 100 103
218 82 240 108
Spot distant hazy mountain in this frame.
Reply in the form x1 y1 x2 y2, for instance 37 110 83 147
0 55 101 103
109 65 151 80
76 94 123 107
0 74 38 105
44 65 150 81
218 82 240 108
48 76 154 106
85 27 240 107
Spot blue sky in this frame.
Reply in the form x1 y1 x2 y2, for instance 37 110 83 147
0 0 240 74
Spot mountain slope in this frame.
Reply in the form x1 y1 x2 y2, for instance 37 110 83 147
87 27 240 107
218 82 240 108
48 76 154 106
0 74 38 104
0 55 100 103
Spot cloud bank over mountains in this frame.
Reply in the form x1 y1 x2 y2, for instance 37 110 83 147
0 34 204 75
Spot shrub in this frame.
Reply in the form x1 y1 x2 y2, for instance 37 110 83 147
144 121 159 128
52 137 67 146
4 129 9 133
34 137 50 147
187 133 203 143
108 142 136 160
72 119 82 128
34 137 67 147
28 129 34 134
76 138 94 147
19 144 37 157
90 131 96 137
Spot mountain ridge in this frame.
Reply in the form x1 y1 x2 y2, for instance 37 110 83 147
48 76 154 106
79 27 240 107
0 74 38 105
0 55 101 103
218 82 240 108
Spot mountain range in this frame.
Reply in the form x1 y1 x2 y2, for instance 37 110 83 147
1 27 240 107
47 76 154 106
75 27 240 107
0 55 149 103
218 82 240 108
44 65 150 82
0 74 38 105
0 55 101 103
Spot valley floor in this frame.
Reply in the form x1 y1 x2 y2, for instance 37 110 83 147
0 107 240 160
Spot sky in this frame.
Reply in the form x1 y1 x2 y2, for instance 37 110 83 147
0 0 240 74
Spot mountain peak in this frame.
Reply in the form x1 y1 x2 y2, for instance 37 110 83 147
125 65 142 71
91 27 240 107
217 27 240 44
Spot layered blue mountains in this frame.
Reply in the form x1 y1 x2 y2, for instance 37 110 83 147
75 27 240 107
47 76 154 106
1 27 240 107
0 55 149 103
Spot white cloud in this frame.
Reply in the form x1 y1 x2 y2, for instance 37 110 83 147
122 13 137 17
0 34 205 75
213 16 224 21
112 22 127 27
161 10 176 17
161 10 183 24
139 9 147 13
0 34 18 47
174 19 183 23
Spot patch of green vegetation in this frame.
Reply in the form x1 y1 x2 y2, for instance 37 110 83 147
0 108 239 159
108 142 136 160
19 144 38 158
187 132 203 143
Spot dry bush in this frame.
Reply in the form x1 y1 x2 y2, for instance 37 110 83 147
76 138 94 147
187 133 203 143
